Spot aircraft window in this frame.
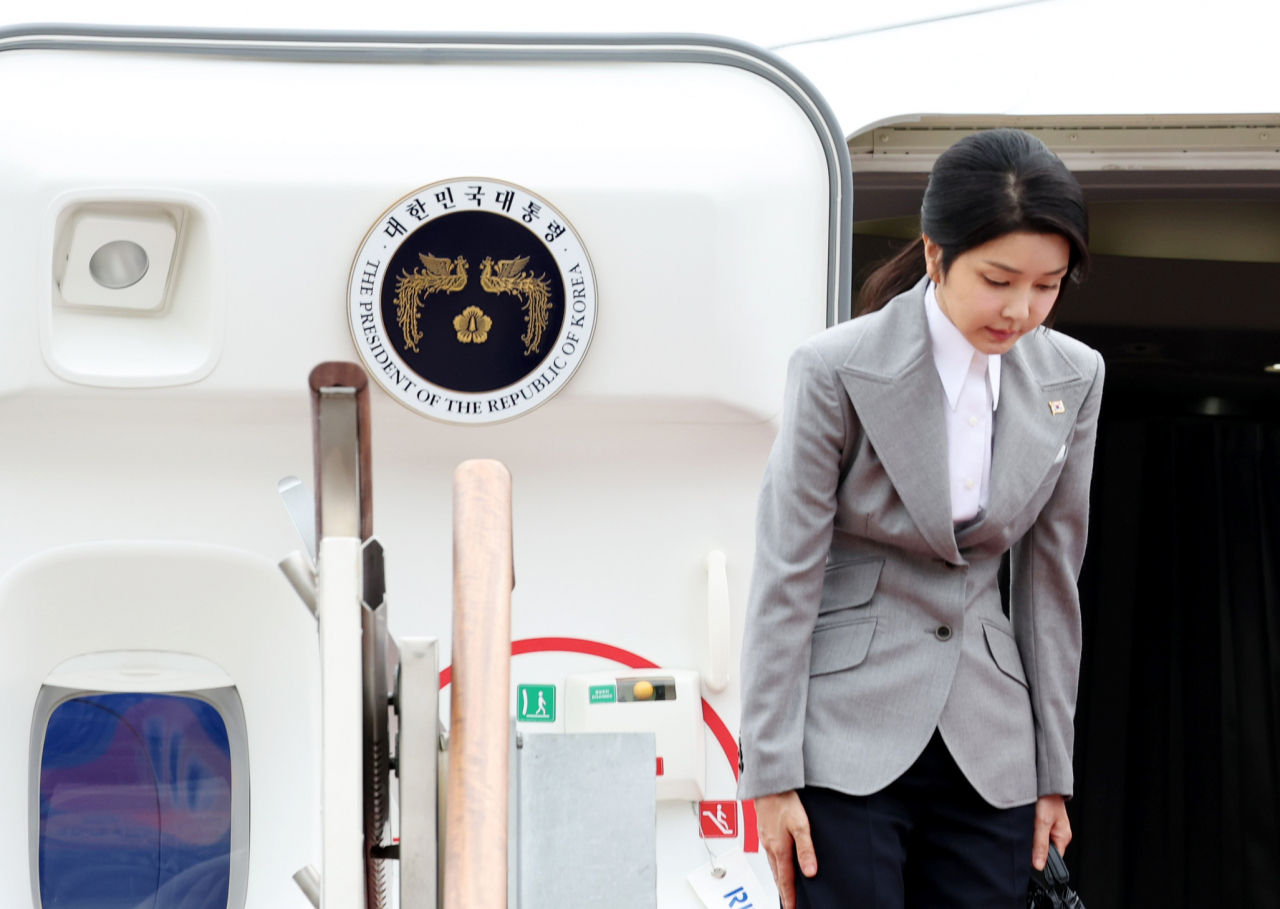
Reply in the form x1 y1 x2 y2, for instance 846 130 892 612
37 692 235 909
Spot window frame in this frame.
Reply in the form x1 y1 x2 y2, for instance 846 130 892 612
28 684 251 909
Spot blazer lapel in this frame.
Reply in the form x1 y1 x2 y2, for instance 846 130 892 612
835 280 962 565
980 334 1091 535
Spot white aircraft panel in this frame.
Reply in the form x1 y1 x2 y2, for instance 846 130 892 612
0 50 829 421
0 542 320 909
781 0 1280 137
0 32 847 909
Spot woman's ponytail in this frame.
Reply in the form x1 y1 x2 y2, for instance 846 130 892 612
854 237 927 316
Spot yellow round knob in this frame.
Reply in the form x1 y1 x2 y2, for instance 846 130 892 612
633 680 655 701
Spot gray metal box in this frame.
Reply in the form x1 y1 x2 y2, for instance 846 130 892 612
514 732 656 909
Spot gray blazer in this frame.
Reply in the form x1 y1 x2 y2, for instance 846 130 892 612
737 277 1105 809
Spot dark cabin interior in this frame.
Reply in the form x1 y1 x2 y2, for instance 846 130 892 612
852 169 1280 909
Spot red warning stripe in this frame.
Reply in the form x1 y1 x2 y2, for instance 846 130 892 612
438 635 758 853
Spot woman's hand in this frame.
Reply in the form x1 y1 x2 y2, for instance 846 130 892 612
1032 794 1072 870
756 790 817 909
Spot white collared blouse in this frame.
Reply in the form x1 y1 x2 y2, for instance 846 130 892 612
924 280 1002 523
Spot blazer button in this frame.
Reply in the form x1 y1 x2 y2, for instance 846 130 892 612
935 625 953 641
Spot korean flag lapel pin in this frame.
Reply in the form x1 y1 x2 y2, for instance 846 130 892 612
1049 399 1066 415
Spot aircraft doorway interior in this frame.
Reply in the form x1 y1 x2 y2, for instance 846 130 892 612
851 164 1280 909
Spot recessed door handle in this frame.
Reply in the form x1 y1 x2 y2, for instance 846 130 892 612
705 550 730 693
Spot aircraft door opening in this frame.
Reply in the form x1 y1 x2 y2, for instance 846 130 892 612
848 116 1280 908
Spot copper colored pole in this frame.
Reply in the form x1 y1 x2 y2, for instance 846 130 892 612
444 460 514 909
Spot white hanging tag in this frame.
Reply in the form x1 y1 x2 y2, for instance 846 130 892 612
687 849 769 909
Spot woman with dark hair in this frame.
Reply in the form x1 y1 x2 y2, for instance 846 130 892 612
737 128 1102 909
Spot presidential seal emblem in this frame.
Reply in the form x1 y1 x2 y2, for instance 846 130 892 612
348 178 597 424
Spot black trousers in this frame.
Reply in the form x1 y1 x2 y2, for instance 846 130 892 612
793 731 1035 909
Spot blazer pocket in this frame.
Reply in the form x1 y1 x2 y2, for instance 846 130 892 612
810 617 877 676
818 557 884 615
982 622 1028 689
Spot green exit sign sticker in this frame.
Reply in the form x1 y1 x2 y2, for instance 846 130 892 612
517 684 556 722
589 684 617 704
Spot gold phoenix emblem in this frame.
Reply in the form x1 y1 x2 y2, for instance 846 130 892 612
394 253 469 352
453 306 492 344
480 256 552 356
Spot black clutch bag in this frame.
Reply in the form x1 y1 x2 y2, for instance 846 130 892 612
1027 844 1085 909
